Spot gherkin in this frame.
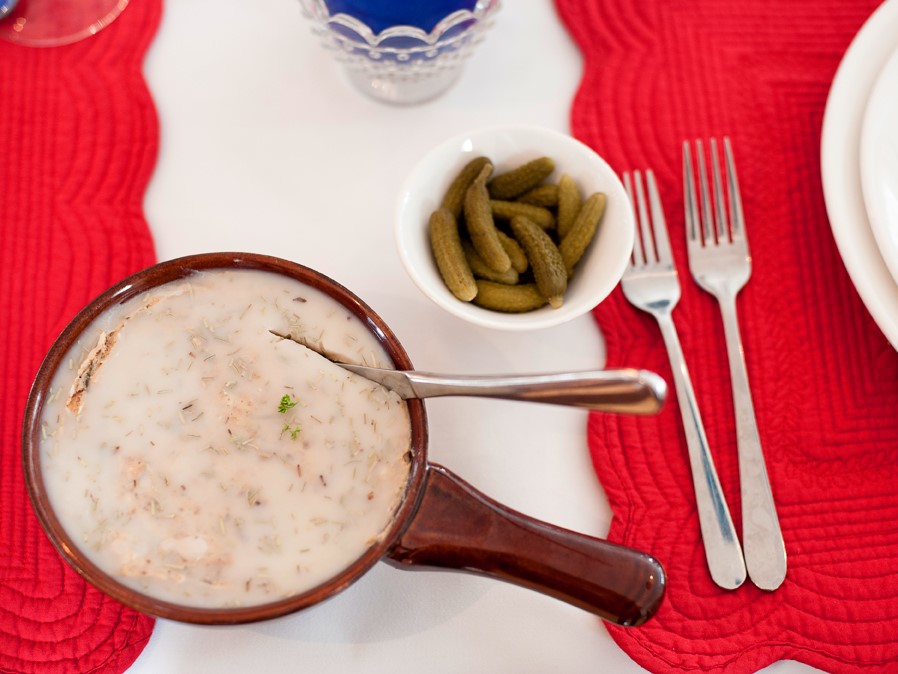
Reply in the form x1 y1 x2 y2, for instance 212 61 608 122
464 163 512 273
518 183 559 208
556 174 582 238
440 156 491 219
496 230 529 274
429 207 477 302
487 157 555 200
472 281 548 313
510 215 568 309
463 240 519 285
559 192 606 274
490 200 555 229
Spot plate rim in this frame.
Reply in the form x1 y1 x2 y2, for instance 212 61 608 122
859 45 898 285
821 0 898 350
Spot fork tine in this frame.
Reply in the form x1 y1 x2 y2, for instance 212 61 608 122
709 139 728 241
633 171 653 263
695 140 718 246
644 170 673 264
627 170 657 266
683 142 701 245
622 170 633 206
723 137 746 240
623 172 645 266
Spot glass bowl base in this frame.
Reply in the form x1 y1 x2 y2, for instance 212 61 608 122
345 64 464 105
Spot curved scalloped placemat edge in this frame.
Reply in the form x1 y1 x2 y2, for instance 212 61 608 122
0 1 161 672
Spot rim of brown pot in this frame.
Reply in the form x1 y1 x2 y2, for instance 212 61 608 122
21 252 429 624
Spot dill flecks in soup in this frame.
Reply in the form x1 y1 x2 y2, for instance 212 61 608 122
38 269 412 609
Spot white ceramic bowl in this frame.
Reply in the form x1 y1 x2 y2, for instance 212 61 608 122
395 125 634 330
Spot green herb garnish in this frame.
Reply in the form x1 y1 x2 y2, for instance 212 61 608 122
278 394 297 414
282 423 302 440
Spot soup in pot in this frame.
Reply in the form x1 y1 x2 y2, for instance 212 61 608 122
38 268 412 608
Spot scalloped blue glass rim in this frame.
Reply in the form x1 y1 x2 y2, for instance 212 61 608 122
300 0 498 57
321 0 478 34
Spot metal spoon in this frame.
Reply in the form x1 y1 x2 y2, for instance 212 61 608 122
270 330 666 415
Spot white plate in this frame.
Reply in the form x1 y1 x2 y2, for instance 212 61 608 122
860 46 898 284
821 0 898 349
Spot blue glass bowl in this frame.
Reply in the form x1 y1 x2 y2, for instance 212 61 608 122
299 0 500 104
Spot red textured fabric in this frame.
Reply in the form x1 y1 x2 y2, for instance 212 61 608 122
554 1 898 672
0 2 161 673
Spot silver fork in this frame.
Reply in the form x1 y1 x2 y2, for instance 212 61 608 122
683 138 786 590
621 169 746 590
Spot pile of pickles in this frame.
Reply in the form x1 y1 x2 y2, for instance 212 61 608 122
429 155 605 313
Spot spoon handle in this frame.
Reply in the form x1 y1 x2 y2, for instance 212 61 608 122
342 366 666 415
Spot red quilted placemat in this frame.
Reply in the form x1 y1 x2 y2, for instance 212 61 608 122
554 0 898 672
0 2 161 672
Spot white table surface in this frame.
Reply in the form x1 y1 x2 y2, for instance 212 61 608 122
132 1 821 671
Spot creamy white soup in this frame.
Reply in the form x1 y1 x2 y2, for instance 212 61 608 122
39 269 412 608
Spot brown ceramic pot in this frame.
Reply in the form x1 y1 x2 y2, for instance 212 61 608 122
22 252 665 627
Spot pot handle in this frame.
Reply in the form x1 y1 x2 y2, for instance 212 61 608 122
386 464 665 627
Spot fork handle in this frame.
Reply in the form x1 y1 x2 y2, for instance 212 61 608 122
655 312 747 590
717 294 787 590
